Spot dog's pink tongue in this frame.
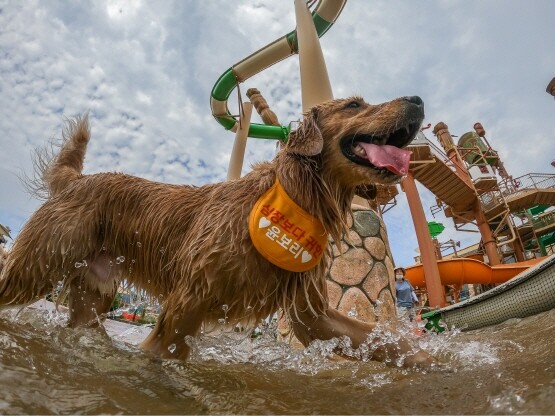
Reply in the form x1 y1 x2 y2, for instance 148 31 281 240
358 143 412 176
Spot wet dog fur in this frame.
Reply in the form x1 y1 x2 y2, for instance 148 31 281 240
0 96 434 367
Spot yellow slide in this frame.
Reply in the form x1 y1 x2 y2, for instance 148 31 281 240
406 257 543 287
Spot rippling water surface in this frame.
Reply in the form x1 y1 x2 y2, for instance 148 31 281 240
1 305 554 414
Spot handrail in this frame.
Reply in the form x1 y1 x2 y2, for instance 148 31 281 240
499 173 555 196
210 0 347 142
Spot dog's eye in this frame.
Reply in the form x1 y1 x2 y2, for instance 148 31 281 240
347 101 360 109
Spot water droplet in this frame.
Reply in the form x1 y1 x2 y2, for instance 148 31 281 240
45 265 49 269
109 261 113 267
168 343 176 353
116 256 125 264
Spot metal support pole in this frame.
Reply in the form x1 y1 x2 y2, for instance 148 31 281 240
402 172 446 308
294 0 333 111
227 102 253 180
472 199 500 265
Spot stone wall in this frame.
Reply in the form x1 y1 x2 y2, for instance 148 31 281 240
326 207 397 323
277 207 397 340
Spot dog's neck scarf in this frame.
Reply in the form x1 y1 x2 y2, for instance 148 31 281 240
249 178 328 272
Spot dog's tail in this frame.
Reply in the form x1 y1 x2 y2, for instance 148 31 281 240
27 115 90 199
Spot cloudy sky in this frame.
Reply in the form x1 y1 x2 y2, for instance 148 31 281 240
1 0 554 267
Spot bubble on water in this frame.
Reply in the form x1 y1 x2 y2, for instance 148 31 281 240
116 256 125 264
45 265 49 269
218 318 226 325
488 388 525 414
222 304 229 313
168 343 177 354
131 259 136 264
136 242 142 248
175 329 179 334
347 306 357 318
359 372 394 391
75 262 84 268
160 247 166 254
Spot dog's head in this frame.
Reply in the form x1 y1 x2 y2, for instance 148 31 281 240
285 96 424 190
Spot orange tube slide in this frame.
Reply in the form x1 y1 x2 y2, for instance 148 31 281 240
406 258 543 288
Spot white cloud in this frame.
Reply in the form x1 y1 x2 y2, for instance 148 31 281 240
1 0 554 268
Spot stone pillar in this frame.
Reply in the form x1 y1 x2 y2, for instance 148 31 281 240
326 207 397 323
277 207 397 341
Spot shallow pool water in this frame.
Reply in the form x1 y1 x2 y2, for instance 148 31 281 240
0 305 554 414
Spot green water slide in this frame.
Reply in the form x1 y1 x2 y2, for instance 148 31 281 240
210 0 347 142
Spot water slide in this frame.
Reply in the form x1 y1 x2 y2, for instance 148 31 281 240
210 0 347 141
405 257 543 288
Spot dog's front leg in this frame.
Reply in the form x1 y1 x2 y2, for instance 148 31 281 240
290 305 436 368
67 277 115 328
141 296 208 360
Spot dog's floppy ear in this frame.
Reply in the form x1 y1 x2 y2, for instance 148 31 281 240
355 184 378 200
285 107 323 156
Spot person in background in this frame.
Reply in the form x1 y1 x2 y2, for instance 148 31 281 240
394 267 419 321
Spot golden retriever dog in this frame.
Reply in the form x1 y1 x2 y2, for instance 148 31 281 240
0 96 435 367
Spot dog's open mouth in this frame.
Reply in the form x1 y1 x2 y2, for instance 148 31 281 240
340 122 421 176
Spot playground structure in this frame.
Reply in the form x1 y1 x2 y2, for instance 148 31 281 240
379 118 555 308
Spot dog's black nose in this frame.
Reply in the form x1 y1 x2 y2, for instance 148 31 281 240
403 96 424 106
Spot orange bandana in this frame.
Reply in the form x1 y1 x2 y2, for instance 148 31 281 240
249 178 328 272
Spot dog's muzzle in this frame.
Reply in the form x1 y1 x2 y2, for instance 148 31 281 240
340 96 424 176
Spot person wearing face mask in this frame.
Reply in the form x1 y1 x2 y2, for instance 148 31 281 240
394 267 419 321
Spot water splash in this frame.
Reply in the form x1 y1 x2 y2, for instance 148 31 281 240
74 260 88 269
488 388 526 414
